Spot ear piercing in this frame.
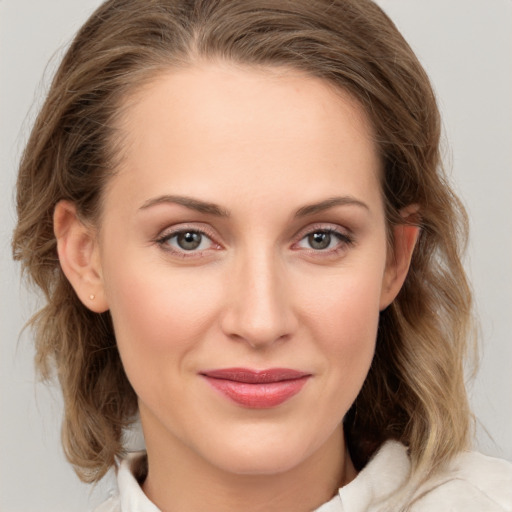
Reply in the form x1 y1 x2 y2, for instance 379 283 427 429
89 294 95 300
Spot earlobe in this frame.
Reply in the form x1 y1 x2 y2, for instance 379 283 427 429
380 207 421 310
54 200 109 313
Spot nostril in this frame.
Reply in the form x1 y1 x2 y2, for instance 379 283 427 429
220 304 296 349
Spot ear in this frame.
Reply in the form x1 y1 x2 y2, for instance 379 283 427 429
54 200 109 313
380 206 420 310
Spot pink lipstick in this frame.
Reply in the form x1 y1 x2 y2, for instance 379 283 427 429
201 368 310 408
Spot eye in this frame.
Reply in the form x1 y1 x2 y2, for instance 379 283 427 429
305 231 334 250
157 229 216 253
296 228 353 251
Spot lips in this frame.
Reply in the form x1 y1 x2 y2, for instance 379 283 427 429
201 368 311 408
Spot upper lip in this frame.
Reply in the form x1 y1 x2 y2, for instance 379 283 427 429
201 368 310 383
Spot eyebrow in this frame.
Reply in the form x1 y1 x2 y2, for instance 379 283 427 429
139 195 230 217
139 194 368 218
294 196 369 217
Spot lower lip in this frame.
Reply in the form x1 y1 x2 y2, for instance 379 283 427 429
203 376 310 408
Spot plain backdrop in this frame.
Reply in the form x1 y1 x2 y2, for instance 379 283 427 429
1 1 511 511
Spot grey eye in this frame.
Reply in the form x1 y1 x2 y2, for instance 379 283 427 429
158 228 216 254
176 231 203 250
307 231 332 250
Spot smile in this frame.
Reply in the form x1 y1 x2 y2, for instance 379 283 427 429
201 368 311 408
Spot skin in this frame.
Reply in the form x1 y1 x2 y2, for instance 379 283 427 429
54 62 418 512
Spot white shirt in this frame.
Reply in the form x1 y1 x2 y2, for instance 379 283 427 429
94 441 512 511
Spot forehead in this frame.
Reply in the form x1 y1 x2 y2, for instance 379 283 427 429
105 63 381 215
120 62 375 147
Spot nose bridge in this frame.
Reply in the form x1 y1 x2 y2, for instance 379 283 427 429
222 244 294 347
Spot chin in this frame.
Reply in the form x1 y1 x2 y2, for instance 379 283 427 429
213 445 309 476
199 425 334 477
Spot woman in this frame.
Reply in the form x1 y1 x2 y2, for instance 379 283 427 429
11 0 512 510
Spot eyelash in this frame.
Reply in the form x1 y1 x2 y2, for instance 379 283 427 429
292 225 354 257
155 225 221 259
155 224 354 259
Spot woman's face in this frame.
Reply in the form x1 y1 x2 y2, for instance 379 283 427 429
93 63 404 476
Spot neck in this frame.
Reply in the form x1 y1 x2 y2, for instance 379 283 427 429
140 413 356 512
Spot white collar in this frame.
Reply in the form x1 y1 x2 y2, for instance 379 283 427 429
116 440 411 512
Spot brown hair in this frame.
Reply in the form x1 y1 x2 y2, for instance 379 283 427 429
13 0 474 488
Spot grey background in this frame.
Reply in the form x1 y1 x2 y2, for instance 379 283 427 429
1 1 511 511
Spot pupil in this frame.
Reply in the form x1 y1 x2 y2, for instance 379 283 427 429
177 232 201 250
309 232 331 250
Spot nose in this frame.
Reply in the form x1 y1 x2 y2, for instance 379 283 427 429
220 249 297 349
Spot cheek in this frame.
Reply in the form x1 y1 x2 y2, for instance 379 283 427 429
302 264 383 336
103 257 222 363
300 268 383 381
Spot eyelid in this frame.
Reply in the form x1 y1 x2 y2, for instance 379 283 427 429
153 221 354 259
292 222 353 243
291 222 355 254
155 223 222 256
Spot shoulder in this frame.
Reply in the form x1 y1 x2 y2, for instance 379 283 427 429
410 450 512 511
337 441 512 512
93 451 159 512
93 495 121 512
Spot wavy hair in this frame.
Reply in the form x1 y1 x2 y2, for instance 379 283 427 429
12 0 474 487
